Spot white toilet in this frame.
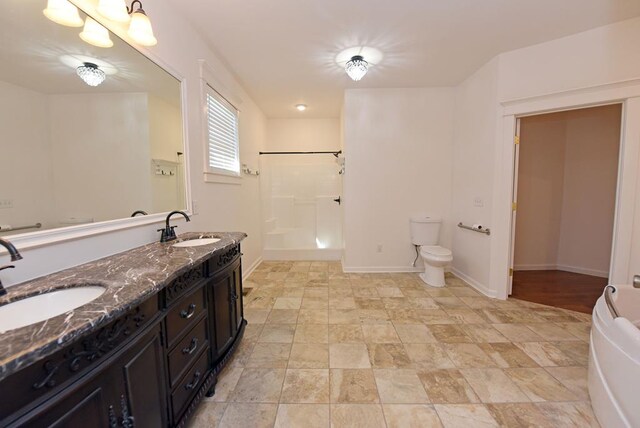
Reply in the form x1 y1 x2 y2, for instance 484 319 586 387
410 216 453 287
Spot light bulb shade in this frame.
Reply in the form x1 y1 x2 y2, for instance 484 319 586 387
79 17 114 48
77 63 106 86
43 0 83 27
128 9 157 46
97 0 130 23
345 55 368 81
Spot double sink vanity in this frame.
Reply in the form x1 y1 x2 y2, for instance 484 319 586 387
0 232 247 428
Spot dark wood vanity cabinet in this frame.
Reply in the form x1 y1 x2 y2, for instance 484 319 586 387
1 245 245 428
8 323 166 428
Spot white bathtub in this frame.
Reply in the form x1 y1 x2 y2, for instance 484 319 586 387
589 284 640 428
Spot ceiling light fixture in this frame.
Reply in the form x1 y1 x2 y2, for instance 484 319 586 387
295 104 307 112
79 17 114 48
126 0 157 46
42 0 84 27
345 55 368 81
76 62 106 86
96 0 131 23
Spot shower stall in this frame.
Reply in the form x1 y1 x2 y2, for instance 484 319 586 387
260 151 343 260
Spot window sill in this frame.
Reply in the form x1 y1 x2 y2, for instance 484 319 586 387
204 171 242 185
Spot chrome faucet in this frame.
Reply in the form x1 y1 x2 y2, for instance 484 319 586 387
0 238 22 296
634 275 640 289
158 210 190 243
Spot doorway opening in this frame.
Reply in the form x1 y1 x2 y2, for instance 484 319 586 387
509 104 622 313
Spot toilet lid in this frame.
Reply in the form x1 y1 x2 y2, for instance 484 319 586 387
421 246 452 257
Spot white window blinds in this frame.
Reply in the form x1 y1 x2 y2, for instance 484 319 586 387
206 87 240 175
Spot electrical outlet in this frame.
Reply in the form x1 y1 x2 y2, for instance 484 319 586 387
0 199 13 209
473 197 484 207
192 200 199 215
377 244 383 253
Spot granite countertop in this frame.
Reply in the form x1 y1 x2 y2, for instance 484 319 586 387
0 231 246 381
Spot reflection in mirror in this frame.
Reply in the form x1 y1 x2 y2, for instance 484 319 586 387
0 1 185 237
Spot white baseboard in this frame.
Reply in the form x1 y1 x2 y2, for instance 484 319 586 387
514 263 608 278
513 263 557 271
243 256 263 281
342 265 423 273
450 267 498 299
556 264 609 278
262 248 342 261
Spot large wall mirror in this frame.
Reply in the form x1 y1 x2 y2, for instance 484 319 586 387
0 1 186 240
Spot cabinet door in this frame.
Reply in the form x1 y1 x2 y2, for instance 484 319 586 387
211 275 234 357
118 325 167 428
11 365 118 428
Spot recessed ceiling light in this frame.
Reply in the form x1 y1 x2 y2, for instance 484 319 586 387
296 104 307 111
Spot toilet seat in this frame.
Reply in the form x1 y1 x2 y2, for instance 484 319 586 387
420 246 452 258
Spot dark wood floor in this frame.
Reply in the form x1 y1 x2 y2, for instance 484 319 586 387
511 270 607 314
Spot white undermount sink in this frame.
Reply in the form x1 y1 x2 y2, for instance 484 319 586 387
0 286 106 333
172 238 220 248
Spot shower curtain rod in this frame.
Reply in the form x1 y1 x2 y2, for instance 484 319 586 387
259 150 342 157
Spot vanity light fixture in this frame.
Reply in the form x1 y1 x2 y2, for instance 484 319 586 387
42 0 84 27
79 17 114 48
345 55 368 81
96 0 131 23
126 0 157 46
295 104 307 112
95 0 158 46
76 62 106 86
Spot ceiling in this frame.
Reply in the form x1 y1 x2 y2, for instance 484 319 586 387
173 0 640 118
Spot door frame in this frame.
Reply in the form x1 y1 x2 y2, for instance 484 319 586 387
490 79 640 300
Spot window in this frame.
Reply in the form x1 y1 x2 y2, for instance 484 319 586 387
205 86 240 176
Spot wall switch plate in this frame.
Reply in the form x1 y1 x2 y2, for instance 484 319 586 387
192 200 199 215
473 197 484 207
0 199 13 209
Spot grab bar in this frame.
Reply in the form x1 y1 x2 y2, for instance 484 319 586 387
457 222 491 235
0 223 42 233
604 285 620 319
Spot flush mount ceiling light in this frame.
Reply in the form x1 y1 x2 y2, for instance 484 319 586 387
76 62 107 86
42 0 84 27
345 55 368 81
336 47 383 82
295 104 307 112
79 17 114 48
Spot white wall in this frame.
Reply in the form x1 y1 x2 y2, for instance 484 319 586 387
450 58 500 291
343 88 455 271
49 92 152 225
0 81 55 232
1 0 267 285
514 113 567 269
556 105 621 276
452 16 640 297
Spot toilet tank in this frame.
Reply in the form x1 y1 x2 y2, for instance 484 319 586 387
410 216 441 246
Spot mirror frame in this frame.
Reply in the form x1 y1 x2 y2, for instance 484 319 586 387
3 0 192 251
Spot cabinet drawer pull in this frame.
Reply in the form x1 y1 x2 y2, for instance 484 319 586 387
185 371 201 390
180 303 196 319
182 338 199 355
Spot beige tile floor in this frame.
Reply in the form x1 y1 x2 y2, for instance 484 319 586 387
189 261 598 428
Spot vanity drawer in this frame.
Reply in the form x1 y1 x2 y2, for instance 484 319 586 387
206 245 241 277
171 349 210 420
166 286 206 346
168 316 208 388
